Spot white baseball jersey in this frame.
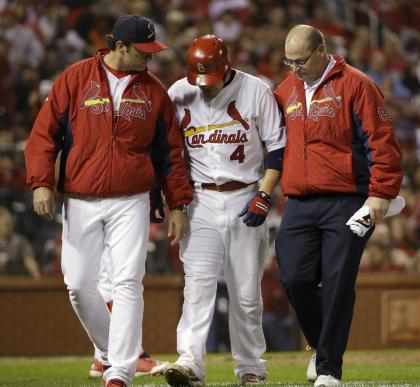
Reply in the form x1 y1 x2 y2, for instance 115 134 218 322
168 70 286 185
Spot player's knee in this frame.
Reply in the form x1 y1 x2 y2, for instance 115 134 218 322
237 295 263 320
184 274 217 303
112 278 142 296
65 271 94 294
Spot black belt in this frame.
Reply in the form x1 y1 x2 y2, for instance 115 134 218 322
191 181 256 192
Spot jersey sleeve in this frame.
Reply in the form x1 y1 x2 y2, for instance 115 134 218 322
24 70 71 189
256 88 286 152
167 84 178 119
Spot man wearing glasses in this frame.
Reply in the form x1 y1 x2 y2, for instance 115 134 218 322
274 25 403 387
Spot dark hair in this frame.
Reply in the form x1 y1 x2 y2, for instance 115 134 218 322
105 34 131 50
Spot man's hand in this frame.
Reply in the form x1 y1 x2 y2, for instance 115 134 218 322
239 191 271 227
168 208 188 245
33 187 55 220
364 196 390 223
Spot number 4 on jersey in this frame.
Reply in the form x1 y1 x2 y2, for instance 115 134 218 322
230 144 245 163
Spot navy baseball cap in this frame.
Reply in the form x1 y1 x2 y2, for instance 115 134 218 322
112 15 168 53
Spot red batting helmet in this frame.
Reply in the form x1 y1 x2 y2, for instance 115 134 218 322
187 35 231 86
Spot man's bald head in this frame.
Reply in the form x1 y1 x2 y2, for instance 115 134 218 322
285 25 325 52
284 24 329 85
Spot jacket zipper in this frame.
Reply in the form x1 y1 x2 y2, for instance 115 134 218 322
108 89 116 194
108 79 130 193
295 60 340 195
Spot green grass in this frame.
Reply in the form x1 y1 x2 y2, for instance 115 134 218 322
0 350 419 386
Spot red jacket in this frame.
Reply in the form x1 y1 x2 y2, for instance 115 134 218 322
25 49 192 209
274 56 403 199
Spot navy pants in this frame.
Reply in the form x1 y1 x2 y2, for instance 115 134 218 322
275 194 373 379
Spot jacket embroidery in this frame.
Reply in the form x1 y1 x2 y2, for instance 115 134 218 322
80 81 152 121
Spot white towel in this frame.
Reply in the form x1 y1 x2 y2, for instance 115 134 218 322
346 196 406 237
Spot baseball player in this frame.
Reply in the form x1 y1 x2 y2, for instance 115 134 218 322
88 248 169 378
24 15 192 387
164 35 286 386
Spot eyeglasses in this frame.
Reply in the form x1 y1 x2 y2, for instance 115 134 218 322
283 45 319 67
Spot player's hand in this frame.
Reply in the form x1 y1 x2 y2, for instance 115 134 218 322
363 196 390 224
150 189 165 223
168 208 188 245
33 186 55 221
239 191 271 227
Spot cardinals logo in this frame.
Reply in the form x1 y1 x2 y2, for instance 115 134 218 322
227 101 249 130
147 23 155 39
377 107 389 121
79 81 152 120
286 87 303 120
323 81 342 108
118 83 152 121
181 106 249 149
132 84 152 111
197 63 206 73
308 81 341 121
79 81 111 115
180 108 192 131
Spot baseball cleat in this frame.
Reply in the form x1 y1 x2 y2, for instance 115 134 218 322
91 353 167 378
307 351 317 383
106 379 127 387
89 358 103 378
164 363 204 387
241 373 266 385
135 352 169 376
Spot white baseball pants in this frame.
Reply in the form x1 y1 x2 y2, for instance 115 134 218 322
176 185 268 380
61 193 149 385
97 247 113 303
93 247 145 362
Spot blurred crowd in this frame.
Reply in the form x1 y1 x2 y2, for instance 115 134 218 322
0 0 419 285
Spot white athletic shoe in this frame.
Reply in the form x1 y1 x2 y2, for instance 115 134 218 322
314 375 342 387
307 351 317 383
